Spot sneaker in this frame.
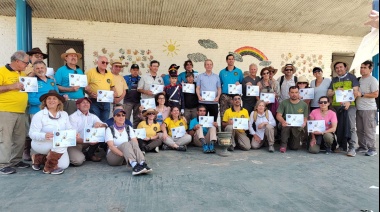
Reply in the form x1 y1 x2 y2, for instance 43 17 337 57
209 142 216 153
141 162 152 173
50 168 65 175
347 148 356 157
268 145 275 153
334 147 344 153
132 164 146 176
154 146 160 153
325 148 332 155
280 147 286 153
177 145 187 152
13 161 30 168
356 147 368 153
202 143 209 153
0 167 16 175
365 150 378 156
32 164 41 171
227 145 234 151
161 144 171 150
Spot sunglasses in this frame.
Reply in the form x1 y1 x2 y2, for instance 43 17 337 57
114 65 123 68
233 98 241 101
319 101 328 104
298 82 308 84
147 113 155 115
285 69 293 72
18 60 30 65
116 113 125 117
262 72 270 75
101 61 109 65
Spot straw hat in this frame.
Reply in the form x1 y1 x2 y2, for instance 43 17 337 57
297 75 309 84
142 108 158 117
61 48 82 60
110 59 125 67
281 64 297 74
267 66 278 75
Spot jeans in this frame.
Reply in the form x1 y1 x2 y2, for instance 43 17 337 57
90 100 111 123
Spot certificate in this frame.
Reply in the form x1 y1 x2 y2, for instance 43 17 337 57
69 74 88 87
299 88 315 100
260 93 275 103
247 85 260 96
133 129 146 139
194 73 199 82
233 118 249 130
307 120 326 133
286 114 304 127
201 91 216 101
53 130 76 147
46 67 54 77
199 116 214 128
83 128 105 143
171 126 186 138
150 84 164 95
97 90 114 102
335 89 355 102
228 84 242 95
183 83 195 94
19 77 38 92
140 98 156 109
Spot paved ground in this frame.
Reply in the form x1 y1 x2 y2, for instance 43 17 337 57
1 138 379 212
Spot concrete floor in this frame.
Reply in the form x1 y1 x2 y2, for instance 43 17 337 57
1 139 379 212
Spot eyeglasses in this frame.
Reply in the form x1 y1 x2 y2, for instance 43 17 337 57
285 69 293 72
101 61 109 65
147 113 155 115
115 113 125 117
33 54 44 59
18 60 30 65
269 71 274 74
233 98 241 101
158 97 165 100
262 72 270 75
319 101 328 104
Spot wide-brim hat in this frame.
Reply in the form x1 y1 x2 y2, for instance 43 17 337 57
110 59 125 67
76 97 92 104
281 64 297 74
330 59 351 72
142 108 158 117
39 90 65 103
61 48 82 60
268 66 278 75
297 75 309 84
26 47 48 59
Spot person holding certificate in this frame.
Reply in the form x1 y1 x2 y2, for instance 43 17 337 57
296 76 311 106
137 109 163 153
105 109 152 176
308 96 337 154
183 72 199 123
248 100 277 152
310 67 331 111
257 67 280 116
161 106 191 151
29 90 75 175
164 64 185 111
242 63 261 115
69 97 107 165
222 94 251 151
189 105 218 153
276 86 308 153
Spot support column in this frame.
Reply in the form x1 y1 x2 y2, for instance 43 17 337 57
26 4 32 51
16 0 27 51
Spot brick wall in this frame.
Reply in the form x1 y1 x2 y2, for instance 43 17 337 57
0 16 362 79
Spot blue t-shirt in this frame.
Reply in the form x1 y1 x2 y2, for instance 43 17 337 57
55 64 85 99
177 70 198 84
189 117 208 135
219 67 243 94
28 77 60 114
124 74 141 103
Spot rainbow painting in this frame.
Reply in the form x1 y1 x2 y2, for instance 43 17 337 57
234 46 268 61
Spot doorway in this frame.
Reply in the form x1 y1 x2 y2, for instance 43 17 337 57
47 39 84 73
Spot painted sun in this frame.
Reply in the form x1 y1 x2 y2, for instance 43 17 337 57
163 39 180 57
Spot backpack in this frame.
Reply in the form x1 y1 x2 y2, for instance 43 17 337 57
109 125 131 140
280 75 298 88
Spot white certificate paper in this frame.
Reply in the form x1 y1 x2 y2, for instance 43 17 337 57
97 90 114 102
183 83 195 94
335 89 355 102
53 130 76 147
133 129 146 139
194 73 199 82
140 98 156 109
83 128 105 143
150 84 164 95
307 120 326 133
69 74 88 87
247 85 260 96
233 118 249 130
299 88 315 100
201 91 216 101
171 126 186 138
199 116 214 128
19 77 38 92
228 84 242 95
286 114 304 127
46 67 54 77
260 93 275 103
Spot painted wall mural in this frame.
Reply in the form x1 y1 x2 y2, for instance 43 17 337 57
187 53 208 62
163 39 180 57
198 39 218 49
280 53 325 81
231 46 271 65
93 48 155 73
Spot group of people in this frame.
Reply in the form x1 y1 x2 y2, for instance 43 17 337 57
0 48 378 176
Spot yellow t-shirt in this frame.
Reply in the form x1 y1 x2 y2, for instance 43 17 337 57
222 107 249 133
86 68 115 93
137 121 161 138
0 65 28 113
113 74 128 98
163 117 187 137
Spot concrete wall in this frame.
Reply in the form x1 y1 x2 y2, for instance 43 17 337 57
0 16 362 80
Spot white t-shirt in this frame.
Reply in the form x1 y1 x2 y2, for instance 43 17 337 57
105 125 136 148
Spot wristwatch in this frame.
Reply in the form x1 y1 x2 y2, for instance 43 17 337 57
361 92 364 97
